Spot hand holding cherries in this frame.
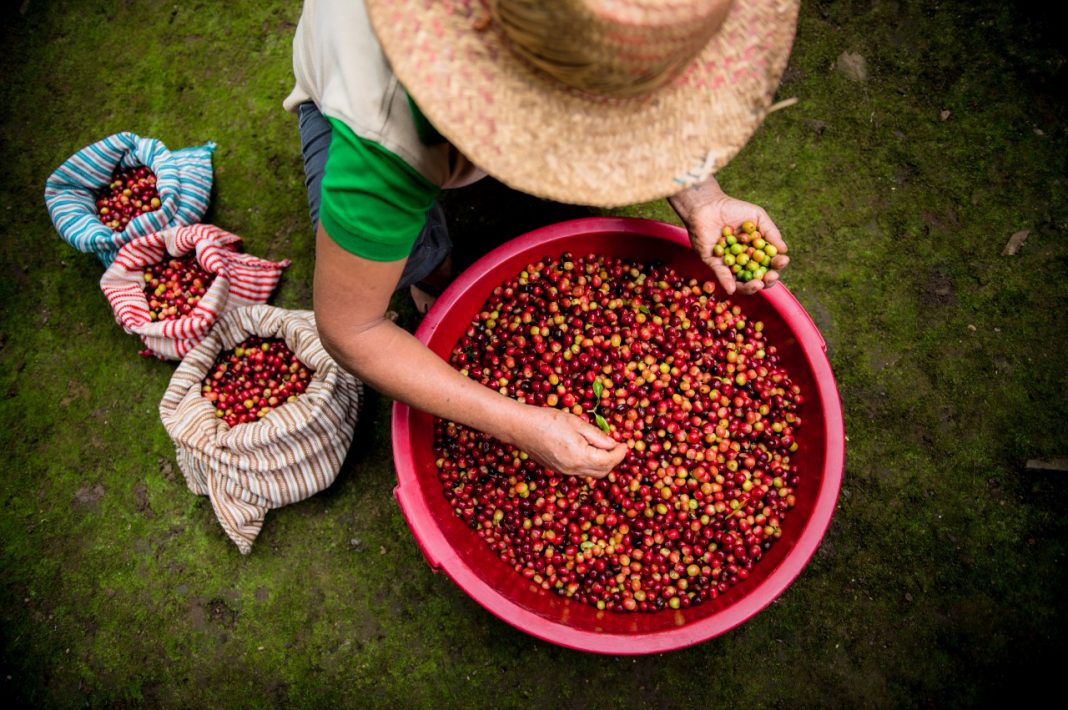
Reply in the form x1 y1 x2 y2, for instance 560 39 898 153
713 221 779 285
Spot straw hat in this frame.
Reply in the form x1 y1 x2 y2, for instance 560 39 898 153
365 0 800 208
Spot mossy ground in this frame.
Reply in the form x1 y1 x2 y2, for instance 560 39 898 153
2 0 1065 706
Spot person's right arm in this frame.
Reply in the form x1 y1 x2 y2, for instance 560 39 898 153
312 223 628 478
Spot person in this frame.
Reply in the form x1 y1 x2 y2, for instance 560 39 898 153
284 0 799 479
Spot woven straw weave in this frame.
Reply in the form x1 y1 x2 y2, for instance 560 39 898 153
100 224 290 360
44 132 215 266
366 0 800 207
159 306 363 554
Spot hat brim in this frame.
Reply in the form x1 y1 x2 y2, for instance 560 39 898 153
366 0 800 208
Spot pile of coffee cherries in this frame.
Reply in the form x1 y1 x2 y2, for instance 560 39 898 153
201 337 314 427
714 220 779 284
433 252 803 613
143 255 216 322
95 165 161 232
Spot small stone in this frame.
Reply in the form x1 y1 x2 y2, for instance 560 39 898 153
73 484 105 510
835 51 868 82
1001 230 1030 256
804 118 828 136
1025 459 1068 472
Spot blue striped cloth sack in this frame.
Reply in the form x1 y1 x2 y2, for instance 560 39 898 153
44 132 216 266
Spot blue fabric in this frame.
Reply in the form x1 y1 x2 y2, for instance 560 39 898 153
44 132 216 266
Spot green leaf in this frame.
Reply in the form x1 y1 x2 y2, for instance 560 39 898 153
595 413 610 433
638 305 651 315
592 379 603 400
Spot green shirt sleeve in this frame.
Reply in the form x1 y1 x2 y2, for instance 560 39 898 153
319 117 441 261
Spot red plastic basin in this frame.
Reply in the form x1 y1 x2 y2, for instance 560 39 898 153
391 217 844 654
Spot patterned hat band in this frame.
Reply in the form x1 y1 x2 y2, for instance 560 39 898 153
492 0 734 98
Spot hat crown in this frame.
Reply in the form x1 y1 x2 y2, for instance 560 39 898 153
492 0 734 98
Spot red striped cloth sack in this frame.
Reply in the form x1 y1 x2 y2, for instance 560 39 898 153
159 305 363 554
100 224 290 359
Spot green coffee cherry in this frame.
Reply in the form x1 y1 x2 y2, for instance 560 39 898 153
713 221 780 284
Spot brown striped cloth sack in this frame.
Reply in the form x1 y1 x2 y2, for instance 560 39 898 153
100 224 290 360
159 305 363 554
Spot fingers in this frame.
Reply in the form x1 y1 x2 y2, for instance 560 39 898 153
702 258 736 295
568 416 627 476
573 419 627 460
528 410 627 478
736 263 792 294
581 445 628 478
740 216 788 293
573 444 627 479
572 416 623 448
747 208 787 254
736 265 788 294
691 237 736 295
735 278 765 296
688 229 711 257
758 216 787 253
575 417 622 450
